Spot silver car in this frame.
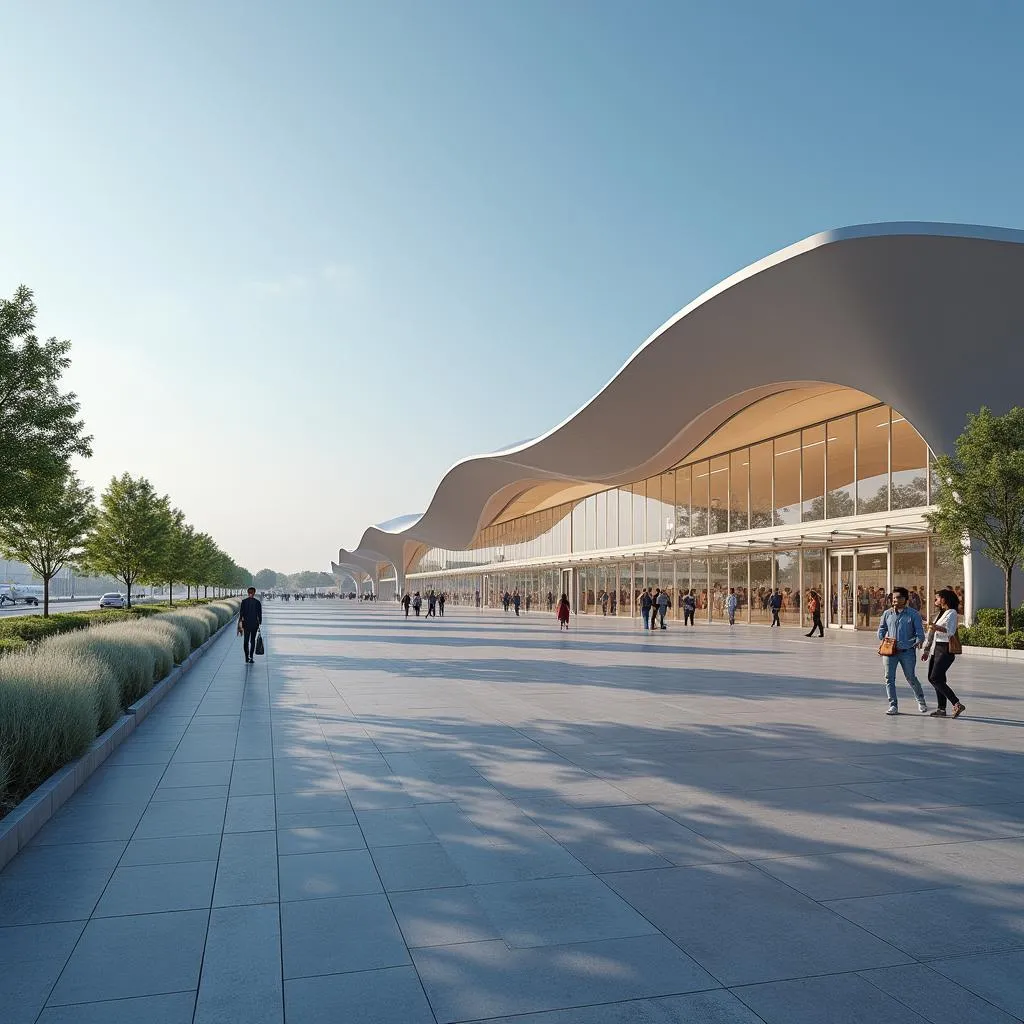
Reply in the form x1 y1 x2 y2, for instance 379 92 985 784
99 593 126 609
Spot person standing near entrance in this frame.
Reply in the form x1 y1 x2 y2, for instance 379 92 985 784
547 591 554 612
805 590 824 637
769 589 783 627
923 589 966 717
726 588 738 626
682 589 696 626
656 588 670 629
878 586 928 716
401 592 411 617
237 586 262 664
437 592 446 617
556 593 571 630
512 590 521 616
639 588 653 629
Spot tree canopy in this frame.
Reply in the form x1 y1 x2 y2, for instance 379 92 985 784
928 406 1024 632
0 286 92 513
0 468 95 615
82 474 171 607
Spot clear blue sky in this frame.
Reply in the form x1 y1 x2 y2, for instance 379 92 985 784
3 1 1023 572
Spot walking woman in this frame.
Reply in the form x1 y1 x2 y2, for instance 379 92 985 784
556 593 571 630
923 588 966 717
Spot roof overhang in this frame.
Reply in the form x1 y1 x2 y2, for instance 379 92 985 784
339 223 1024 573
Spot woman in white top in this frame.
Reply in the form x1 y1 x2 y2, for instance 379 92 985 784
923 589 966 717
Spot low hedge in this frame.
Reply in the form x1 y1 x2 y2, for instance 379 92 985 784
0 599 232 648
0 598 241 811
962 623 1024 650
971 606 1024 632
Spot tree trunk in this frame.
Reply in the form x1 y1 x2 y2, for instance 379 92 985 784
44 574 50 617
1006 565 1014 634
169 580 174 606
126 579 132 609
204 585 208 598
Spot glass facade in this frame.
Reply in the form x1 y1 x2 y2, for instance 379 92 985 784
406 402 958 627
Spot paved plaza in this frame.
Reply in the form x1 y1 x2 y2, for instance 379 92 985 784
2 603 1024 1023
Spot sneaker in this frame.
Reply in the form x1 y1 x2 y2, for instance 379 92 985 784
886 705 899 716
929 709 947 717
918 702 929 713
953 703 967 718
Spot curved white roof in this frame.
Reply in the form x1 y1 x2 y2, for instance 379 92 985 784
340 222 1024 576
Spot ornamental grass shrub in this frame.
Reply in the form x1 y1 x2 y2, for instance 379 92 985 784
0 646 115 800
49 620 177 707
147 618 192 664
159 610 212 650
207 602 236 627
0 602 236 813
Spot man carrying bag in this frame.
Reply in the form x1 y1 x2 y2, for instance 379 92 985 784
238 586 263 664
877 587 928 716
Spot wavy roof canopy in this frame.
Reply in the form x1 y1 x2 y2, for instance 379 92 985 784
340 223 1024 577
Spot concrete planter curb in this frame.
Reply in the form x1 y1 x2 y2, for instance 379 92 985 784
0 621 229 872
961 645 1024 662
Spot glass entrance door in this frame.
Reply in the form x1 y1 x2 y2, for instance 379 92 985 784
829 548 889 629
829 551 855 628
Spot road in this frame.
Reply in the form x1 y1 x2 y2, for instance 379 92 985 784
0 596 165 619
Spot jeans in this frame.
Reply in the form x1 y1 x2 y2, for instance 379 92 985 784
884 650 926 707
684 609 694 626
770 609 780 627
807 611 824 636
641 608 651 629
656 608 666 628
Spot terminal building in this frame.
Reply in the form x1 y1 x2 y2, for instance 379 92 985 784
335 224 1024 629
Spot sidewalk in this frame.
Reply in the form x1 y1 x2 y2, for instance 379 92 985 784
2 603 1023 1023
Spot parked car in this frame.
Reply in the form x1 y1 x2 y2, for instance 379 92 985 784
99 593 126 609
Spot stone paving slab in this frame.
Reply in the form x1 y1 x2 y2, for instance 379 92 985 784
1 603 1023 1022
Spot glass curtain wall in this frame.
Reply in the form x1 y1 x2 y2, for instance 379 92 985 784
775 550 800 624
802 549 825 629
729 554 749 621
709 557 729 621
750 553 773 624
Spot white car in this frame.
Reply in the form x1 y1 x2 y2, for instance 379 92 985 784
99 593 126 609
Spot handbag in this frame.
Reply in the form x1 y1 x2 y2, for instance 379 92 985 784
947 628 962 655
254 629 265 656
878 636 897 657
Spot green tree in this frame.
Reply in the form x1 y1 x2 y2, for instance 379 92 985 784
254 568 279 590
82 474 171 608
927 407 1024 632
149 509 193 606
183 532 216 600
0 286 92 512
0 469 95 616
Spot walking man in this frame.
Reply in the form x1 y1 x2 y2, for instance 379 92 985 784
769 589 783 627
437 592 445 616
237 586 262 664
726 587 738 626
878 587 929 716
401 592 411 617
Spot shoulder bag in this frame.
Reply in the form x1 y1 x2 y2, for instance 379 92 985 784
947 628 962 655
255 628 265 656
878 610 897 656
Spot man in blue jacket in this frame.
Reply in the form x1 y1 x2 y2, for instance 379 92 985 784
237 587 263 664
877 587 928 716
